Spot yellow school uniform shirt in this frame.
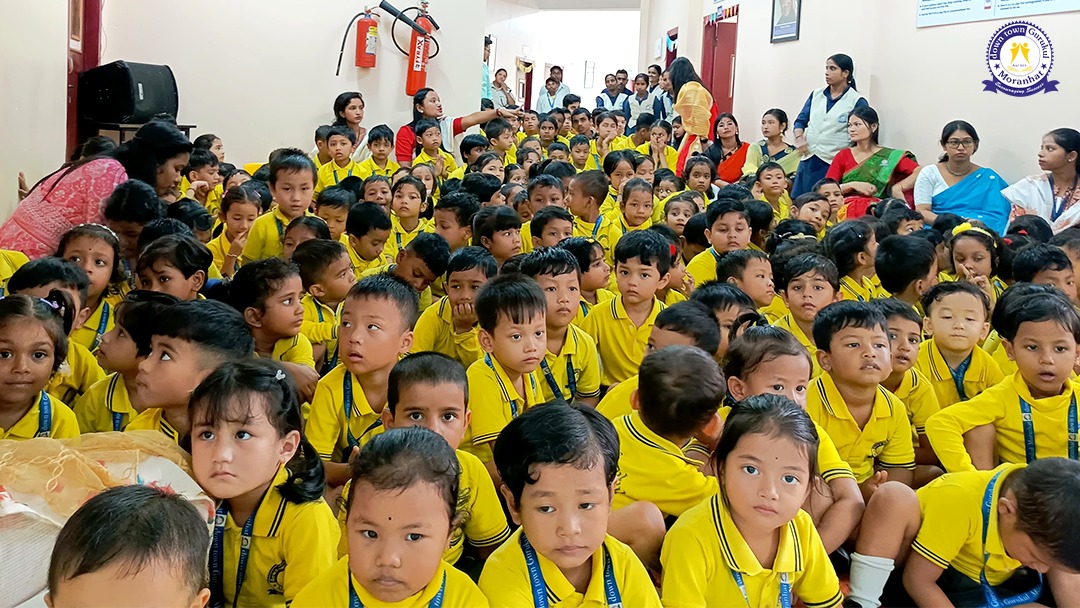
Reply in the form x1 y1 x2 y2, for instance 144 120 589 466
414 148 458 178
912 463 1025 586
124 407 182 444
384 216 433 261
805 371 916 483
480 528 660 608
760 293 789 324
686 247 723 286
520 220 534 254
926 372 1078 473
580 296 666 386
464 353 541 462
915 339 1004 409
596 374 638 420
217 466 340 607
838 275 881 302
354 156 400 181
316 159 364 196
635 142 679 172
207 230 240 276
609 135 633 151
773 314 822 379
889 367 941 446
308 363 384 462
73 373 135 433
46 341 107 405
539 325 602 403
760 191 793 222
611 411 719 517
572 288 615 328
70 292 122 352
300 294 338 352
411 296 483 366
268 334 317 368
0 249 29 295
661 493 843 608
346 236 389 276
243 206 303 263
295 556 489 608
599 185 621 220
0 391 78 440
359 264 433 311
605 215 651 253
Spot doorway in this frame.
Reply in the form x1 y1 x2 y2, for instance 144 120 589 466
67 0 102 159
516 58 534 111
701 20 738 115
665 28 678 69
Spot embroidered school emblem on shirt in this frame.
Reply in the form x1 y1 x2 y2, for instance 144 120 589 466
983 21 1059 97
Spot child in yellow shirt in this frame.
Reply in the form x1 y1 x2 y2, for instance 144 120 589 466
0 248 28 296
661 396 843 608
557 237 615 326
685 199 752 286
360 232 451 312
635 120 679 172
293 239 357 374
432 191 480 254
480 402 662 608
528 206 575 250
345 202 392 275
208 186 261 278
293 427 490 608
716 249 776 310
916 282 1003 408
384 175 431 262
775 253 843 379
473 205 523 268
608 178 653 251
1011 242 1080 305
361 174 393 215
569 134 596 172
242 150 318 262
755 161 792 221
412 247 495 367
874 234 939 310
825 220 883 302
792 192 832 236
599 150 637 219
413 118 458 180
313 185 352 242
315 126 363 197
484 117 516 166
282 216 331 260
355 124 400 180
135 234 212 301
55 224 127 351
566 170 614 259
190 359 339 607
180 148 222 215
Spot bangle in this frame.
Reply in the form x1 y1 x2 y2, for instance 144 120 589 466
226 253 238 258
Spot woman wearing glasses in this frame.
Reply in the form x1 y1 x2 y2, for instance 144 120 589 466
915 121 1009 234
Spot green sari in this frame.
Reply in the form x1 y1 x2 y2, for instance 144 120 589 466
841 147 917 197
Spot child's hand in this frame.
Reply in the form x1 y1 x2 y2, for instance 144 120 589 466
188 180 211 202
228 230 249 258
433 155 446 179
680 273 695 296
290 364 321 402
957 265 996 307
859 470 888 501
452 302 477 333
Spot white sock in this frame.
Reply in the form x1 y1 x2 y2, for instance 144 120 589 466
847 552 895 608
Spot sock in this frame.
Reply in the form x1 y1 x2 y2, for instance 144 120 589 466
847 552 895 608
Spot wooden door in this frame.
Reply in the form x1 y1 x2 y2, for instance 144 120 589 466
701 21 738 115
66 0 101 159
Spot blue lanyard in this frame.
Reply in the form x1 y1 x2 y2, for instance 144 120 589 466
484 354 535 418
315 304 338 371
949 353 973 401
710 247 721 262
334 166 353 184
592 217 603 238
979 470 1043 607
209 503 257 608
36 392 52 437
90 301 110 351
579 300 590 318
592 153 601 169
539 355 576 402
108 375 124 432
521 533 621 608
1019 395 1078 462
350 571 445 608
731 569 791 608
275 217 285 243
343 372 382 453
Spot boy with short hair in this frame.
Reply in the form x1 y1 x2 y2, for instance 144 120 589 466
716 249 775 308
126 299 255 443
926 293 1080 472
566 170 614 257
344 201 392 274
1049 230 1080 303
528 205 574 249
243 149 317 262
293 239 357 373
792 192 832 236
581 230 670 386
355 124 400 180
315 126 361 196
685 199 751 286
411 246 496 366
311 124 333 167
461 172 504 208
520 248 602 405
916 282 1003 408
359 231 450 312
466 274 545 478
433 191 480 252
744 199 775 253
46 485 211 608
547 142 570 162
484 118 517 166
472 206 522 268
568 134 595 172
775 253 843 379
180 148 222 214
755 162 792 221
313 185 355 242
307 274 419 486
454 134 491 182
480 403 661 607
519 174 567 254
875 235 939 309
1011 243 1078 305
103 180 168 276
806 301 916 499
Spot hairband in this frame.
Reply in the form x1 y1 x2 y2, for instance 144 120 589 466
38 298 61 311
75 222 119 240
778 231 816 241
951 222 997 243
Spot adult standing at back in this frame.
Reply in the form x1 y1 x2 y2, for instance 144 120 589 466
481 36 493 102
491 68 516 108
0 121 191 258
596 74 629 112
791 54 868 197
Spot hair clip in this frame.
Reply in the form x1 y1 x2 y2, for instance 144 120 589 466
1017 229 1028 236
275 369 287 381
38 298 60 311
1003 237 1013 246
669 244 678 258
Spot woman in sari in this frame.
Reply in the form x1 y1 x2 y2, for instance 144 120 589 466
825 106 919 219
669 57 719 175
703 113 749 186
395 87 519 167
914 121 1009 235
1003 128 1080 234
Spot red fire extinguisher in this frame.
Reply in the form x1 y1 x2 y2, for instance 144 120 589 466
406 9 435 95
355 12 378 68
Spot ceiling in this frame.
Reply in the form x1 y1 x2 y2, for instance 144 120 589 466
508 0 641 10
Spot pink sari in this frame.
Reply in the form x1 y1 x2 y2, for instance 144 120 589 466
0 159 127 258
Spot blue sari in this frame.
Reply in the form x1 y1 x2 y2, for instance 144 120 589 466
931 168 1009 235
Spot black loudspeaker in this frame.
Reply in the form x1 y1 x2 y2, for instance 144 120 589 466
78 60 179 124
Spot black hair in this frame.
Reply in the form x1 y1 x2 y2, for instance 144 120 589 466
614 229 671 276
292 239 348 291
75 135 118 160
743 200 774 236
114 291 181 357
782 253 839 291
602 150 637 177
768 241 823 293
520 246 580 280
475 274 545 334
9 257 91 308
503 164 525 184
468 152 502 176
240 179 273 213
401 232 450 279
219 185 262 216
494 401 618 504
135 218 193 256
434 191 481 230
530 173 566 198
367 123 394 146
1005 216 1052 246
314 124 333 143
875 235 937 294
182 148 218 177
151 299 254 359
190 359 325 503
472 205 522 243
812 301 888 353
705 198 748 229
936 120 980 162
713 394 819 482
824 220 875 276
326 125 357 147
848 106 880 146
655 300 722 355
828 53 857 89
638 345 724 437
410 88 437 125
332 91 364 125
316 185 356 212
1009 457 1080 571
716 249 769 285
55 224 127 287
556 237 603 277
47 485 209 597
461 172 502 204
792 192 827 212
268 148 317 186
167 199 214 234
949 220 1005 278
683 156 719 194
621 177 653 204
562 93 581 108
683 213 711 249
445 246 498 280
0 291 74 371
1050 228 1080 253
724 325 812 381
529 206 574 239
136 234 213 279
994 284 1080 342
648 223 683 264
569 134 590 150
345 426 461 529
931 213 965 236
103 180 167 225
872 297 923 328
348 273 421 329
284 216 332 242
570 169 609 204
920 280 991 318
347 202 393 239
226 257 300 314
1046 128 1080 173
690 281 756 314
387 352 470 414
912 227 945 250
765 219 817 255
880 206 924 235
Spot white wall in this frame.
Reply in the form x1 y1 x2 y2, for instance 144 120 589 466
100 0 486 165
0 0 68 220
638 0 705 71
487 0 640 108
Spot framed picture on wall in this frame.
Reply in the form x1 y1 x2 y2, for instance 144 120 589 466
771 0 800 43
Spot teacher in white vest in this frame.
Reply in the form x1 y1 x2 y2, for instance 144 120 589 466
791 54 868 197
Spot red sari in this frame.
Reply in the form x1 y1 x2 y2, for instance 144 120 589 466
826 147 918 219
717 142 750 184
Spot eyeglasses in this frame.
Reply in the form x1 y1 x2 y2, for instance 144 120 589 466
947 139 975 149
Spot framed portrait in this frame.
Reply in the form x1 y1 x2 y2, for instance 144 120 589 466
771 0 801 43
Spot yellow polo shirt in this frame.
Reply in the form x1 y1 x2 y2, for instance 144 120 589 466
70 292 122 352
411 296 483 367
839 275 881 303
0 249 29 295
606 215 652 254
572 215 614 259
759 191 793 222
760 294 789 324
480 529 660 608
572 288 615 328
926 373 1078 473
912 464 1025 586
217 466 340 607
384 216 433 262
580 296 666 386
0 391 78 440
661 493 843 608
243 206 303 263
538 324 602 403
686 247 723 286
46 341 107 405
294 556 489 608
359 264 433 311
773 314 821 379
805 372 916 483
596 374 638 420
635 143 679 172
354 156 400 181
915 339 1004 409
125 407 182 444
301 294 339 369
414 148 458 179
315 159 364 196
73 373 135 433
464 354 541 462
307 364 384 462
207 230 240 276
271 334 317 368
889 367 941 447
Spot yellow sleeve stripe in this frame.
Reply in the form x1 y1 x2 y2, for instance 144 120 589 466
804 590 844 608
821 468 856 481
878 460 917 470
470 526 513 547
911 540 952 569
472 432 500 445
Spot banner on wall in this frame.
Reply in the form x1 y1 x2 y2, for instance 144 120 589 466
917 0 1080 27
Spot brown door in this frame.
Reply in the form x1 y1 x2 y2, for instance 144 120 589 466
665 28 678 69
701 21 738 115
66 0 102 159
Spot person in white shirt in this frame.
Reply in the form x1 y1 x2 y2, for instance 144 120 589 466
595 73 629 112
491 68 516 108
536 77 562 113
